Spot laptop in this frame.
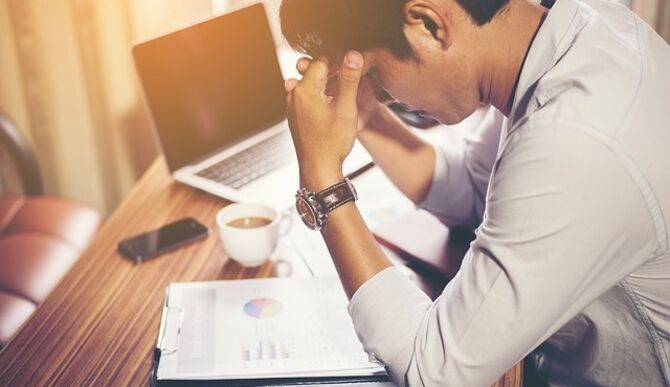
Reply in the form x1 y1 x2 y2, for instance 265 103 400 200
132 2 371 210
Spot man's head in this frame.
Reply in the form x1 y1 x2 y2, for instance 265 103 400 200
280 0 511 124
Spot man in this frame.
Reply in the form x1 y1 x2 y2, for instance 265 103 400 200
281 0 670 385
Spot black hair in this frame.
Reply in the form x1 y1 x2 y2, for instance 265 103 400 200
280 0 510 59
460 0 512 24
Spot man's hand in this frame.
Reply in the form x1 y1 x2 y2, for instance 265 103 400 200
284 51 365 191
295 56 385 132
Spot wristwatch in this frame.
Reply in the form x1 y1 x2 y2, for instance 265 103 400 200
295 178 358 230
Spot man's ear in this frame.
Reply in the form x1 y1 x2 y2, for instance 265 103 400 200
402 1 451 51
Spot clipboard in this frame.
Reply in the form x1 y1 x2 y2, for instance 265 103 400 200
150 281 394 387
152 348 392 386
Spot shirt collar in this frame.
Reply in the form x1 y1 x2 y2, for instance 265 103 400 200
508 0 583 126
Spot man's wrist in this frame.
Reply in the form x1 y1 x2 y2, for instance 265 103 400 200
300 167 344 193
300 173 344 193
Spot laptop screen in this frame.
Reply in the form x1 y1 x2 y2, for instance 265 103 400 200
133 3 286 172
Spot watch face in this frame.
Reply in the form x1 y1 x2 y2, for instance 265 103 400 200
296 197 317 229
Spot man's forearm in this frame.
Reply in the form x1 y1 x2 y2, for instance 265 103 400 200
358 106 436 204
300 167 393 299
320 202 393 299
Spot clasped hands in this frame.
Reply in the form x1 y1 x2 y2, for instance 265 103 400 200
284 51 376 192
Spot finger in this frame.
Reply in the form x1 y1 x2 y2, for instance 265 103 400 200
296 57 311 75
300 57 329 93
284 78 299 92
335 51 364 114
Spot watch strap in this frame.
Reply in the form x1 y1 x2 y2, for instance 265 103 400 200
316 178 357 213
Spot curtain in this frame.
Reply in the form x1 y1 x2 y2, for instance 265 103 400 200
634 0 670 42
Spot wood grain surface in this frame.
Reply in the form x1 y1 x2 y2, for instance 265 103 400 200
0 158 522 386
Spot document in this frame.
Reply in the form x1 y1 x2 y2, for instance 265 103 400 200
156 277 386 381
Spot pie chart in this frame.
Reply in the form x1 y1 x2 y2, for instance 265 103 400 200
243 297 283 319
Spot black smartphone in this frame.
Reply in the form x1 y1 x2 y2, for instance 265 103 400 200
118 217 209 263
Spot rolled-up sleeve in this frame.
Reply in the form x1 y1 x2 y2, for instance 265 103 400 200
419 108 504 229
348 122 657 386
347 266 432 380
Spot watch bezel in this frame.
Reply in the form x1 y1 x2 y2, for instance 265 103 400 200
295 188 327 231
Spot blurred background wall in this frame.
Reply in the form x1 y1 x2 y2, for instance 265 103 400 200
0 0 667 215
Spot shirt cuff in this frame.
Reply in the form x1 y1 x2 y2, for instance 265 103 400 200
347 266 432 384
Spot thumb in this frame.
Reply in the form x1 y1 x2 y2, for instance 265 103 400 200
335 51 364 115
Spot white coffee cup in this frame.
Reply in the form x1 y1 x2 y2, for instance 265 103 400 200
216 203 292 267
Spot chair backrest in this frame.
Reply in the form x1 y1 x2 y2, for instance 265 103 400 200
0 112 43 196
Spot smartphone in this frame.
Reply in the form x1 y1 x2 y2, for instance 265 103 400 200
118 217 209 263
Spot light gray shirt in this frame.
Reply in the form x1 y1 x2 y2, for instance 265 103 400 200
347 0 670 385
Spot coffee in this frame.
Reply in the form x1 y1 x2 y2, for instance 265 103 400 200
227 216 272 229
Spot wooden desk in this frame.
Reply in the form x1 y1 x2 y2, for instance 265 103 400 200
0 158 522 386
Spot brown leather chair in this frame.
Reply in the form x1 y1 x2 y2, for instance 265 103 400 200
0 113 102 348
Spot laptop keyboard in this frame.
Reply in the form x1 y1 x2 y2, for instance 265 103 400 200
195 132 294 190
